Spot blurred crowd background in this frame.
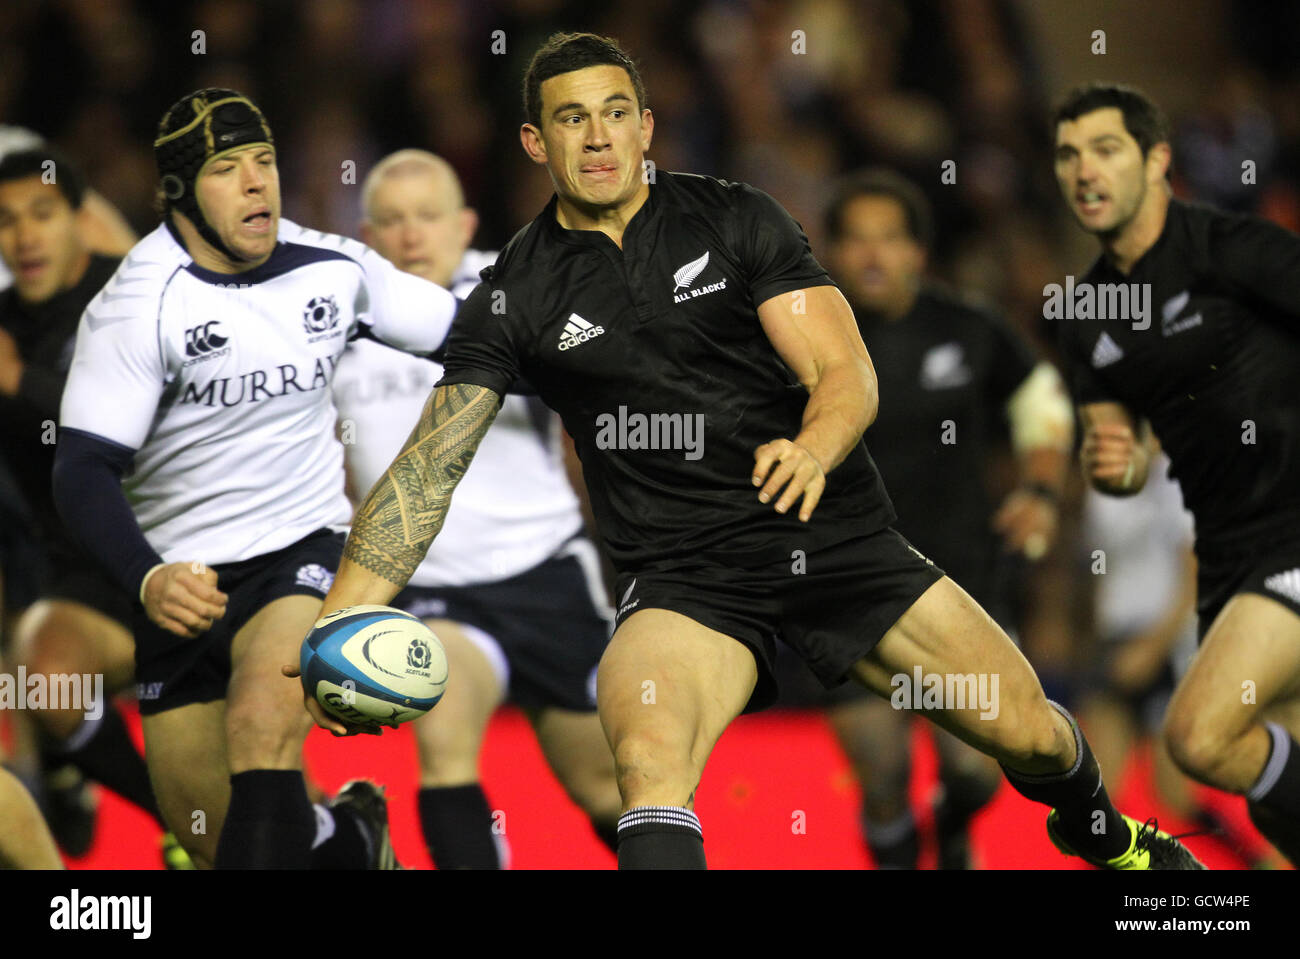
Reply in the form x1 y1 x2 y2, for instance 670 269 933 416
6 0 1300 325
2 0 1299 699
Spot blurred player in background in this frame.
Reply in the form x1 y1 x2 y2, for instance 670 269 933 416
0 126 136 294
0 124 136 800
333 149 620 868
1076 444 1277 866
309 33 1202 870
774 170 1074 868
50 89 459 869
0 147 179 863
1055 82 1300 863
0 124 135 693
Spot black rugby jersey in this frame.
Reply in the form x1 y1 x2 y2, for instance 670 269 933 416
0 253 118 540
438 171 895 571
861 285 1035 582
1057 198 1300 546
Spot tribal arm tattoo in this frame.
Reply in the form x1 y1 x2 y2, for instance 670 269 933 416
342 383 500 588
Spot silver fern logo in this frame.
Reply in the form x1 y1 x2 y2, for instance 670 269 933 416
674 251 710 290
672 250 727 304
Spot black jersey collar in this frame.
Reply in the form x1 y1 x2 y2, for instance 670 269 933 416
1090 198 1184 281
542 179 660 249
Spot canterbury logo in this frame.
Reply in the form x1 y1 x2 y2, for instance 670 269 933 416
558 313 606 351
673 251 709 290
185 321 229 357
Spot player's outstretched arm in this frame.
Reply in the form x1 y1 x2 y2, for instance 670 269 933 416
289 382 499 736
329 382 500 607
753 285 878 521
1079 401 1151 496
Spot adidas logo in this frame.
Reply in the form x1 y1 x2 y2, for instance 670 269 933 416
558 313 606 352
1263 569 1300 606
1091 331 1124 368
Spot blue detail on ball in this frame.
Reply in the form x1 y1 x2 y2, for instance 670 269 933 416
299 609 443 713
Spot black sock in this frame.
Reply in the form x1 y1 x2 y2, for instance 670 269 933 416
934 771 999 869
43 704 162 825
1246 724 1300 865
617 806 706 869
214 770 314 869
864 809 919 869
418 784 500 869
1000 700 1129 860
935 769 999 835
591 815 620 855
309 803 373 869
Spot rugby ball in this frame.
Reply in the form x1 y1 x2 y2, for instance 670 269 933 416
300 605 448 728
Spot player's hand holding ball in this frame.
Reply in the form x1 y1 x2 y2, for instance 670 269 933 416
140 561 228 638
284 605 448 738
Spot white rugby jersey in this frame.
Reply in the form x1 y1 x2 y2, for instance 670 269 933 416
1084 452 1196 640
333 249 583 586
60 217 457 565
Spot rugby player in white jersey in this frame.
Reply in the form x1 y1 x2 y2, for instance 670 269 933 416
333 150 620 867
50 89 459 869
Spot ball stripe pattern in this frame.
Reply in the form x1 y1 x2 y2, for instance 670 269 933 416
300 605 447 726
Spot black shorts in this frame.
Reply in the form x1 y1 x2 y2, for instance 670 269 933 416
0 469 47 615
1196 528 1300 638
43 542 134 630
1079 632 1195 734
613 527 946 712
770 550 1018 710
133 528 345 716
392 537 612 712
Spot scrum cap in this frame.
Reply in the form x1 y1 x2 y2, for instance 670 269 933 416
154 88 273 258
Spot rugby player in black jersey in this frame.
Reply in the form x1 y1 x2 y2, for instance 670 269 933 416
0 148 181 863
1053 82 1300 864
305 33 1201 870
772 169 1074 868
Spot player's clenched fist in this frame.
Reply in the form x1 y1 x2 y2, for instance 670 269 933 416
141 562 228 638
1081 422 1148 494
752 438 827 522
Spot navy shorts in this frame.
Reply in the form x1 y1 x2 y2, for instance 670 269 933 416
133 528 345 715
392 537 613 712
613 526 947 712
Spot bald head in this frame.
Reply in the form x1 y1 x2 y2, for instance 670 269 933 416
361 149 477 288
